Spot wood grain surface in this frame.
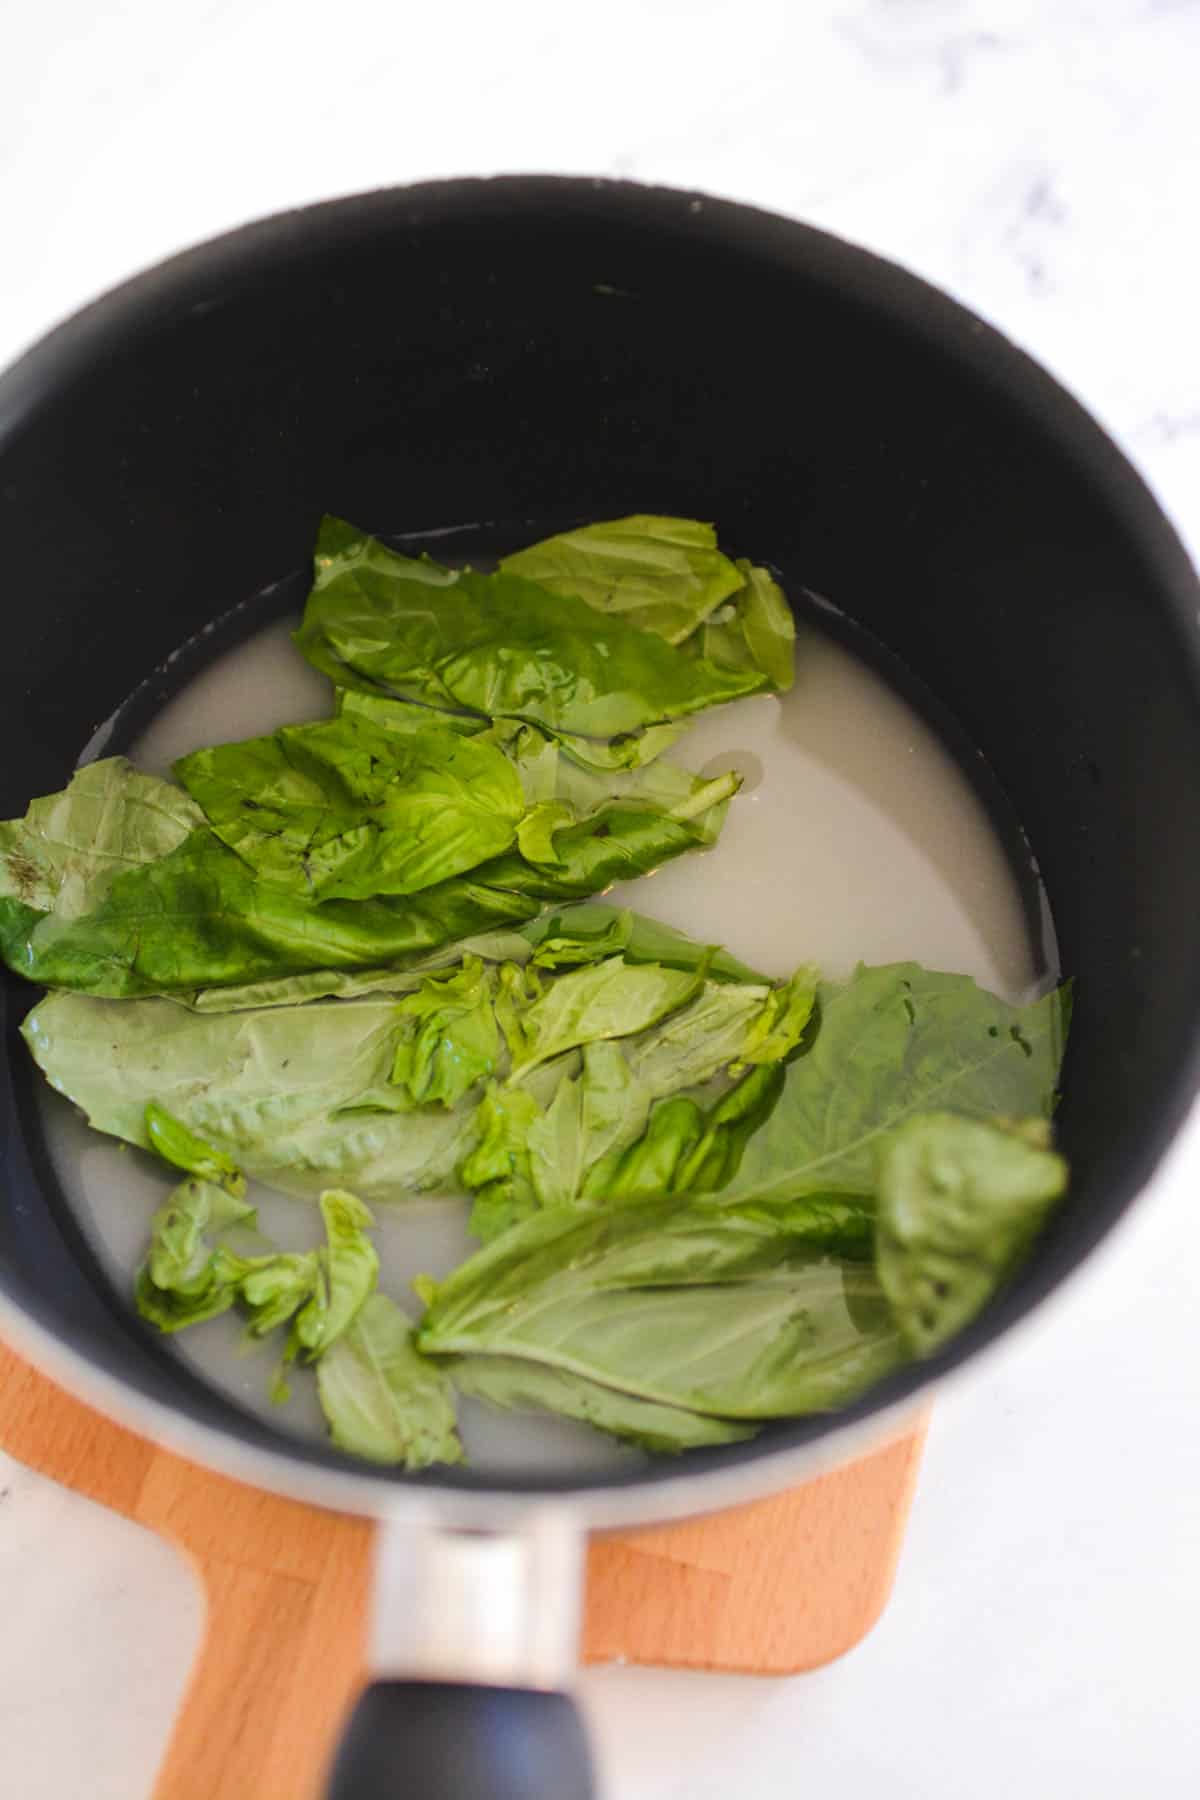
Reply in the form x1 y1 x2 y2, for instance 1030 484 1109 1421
0 1338 925 1799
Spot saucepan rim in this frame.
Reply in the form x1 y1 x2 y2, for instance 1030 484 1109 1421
2 174 1199 1525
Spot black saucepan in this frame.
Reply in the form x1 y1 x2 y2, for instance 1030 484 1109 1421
1 178 1198 1799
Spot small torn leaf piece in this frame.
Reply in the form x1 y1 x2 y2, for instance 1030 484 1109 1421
135 1178 255 1332
144 1102 247 1199
292 1189 380 1356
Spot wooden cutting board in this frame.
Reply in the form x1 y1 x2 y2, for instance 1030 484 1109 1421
0 1338 925 1800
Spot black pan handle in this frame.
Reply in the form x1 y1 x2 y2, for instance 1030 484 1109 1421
327 1680 595 1799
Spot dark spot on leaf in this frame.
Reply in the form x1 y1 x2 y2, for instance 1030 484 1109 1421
1010 1024 1033 1058
5 850 42 903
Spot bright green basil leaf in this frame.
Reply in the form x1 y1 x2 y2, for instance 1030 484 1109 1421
499 514 744 645
389 957 500 1109
875 1112 1068 1356
135 1178 256 1332
515 802 573 865
733 967 818 1067
143 1177 255 1297
3 798 731 1002
449 1356 758 1454
174 713 524 900
187 925 538 1013
1 827 550 999
669 1064 788 1197
708 965 1071 1206
461 1083 541 1242
0 758 202 922
316 1294 463 1468
418 1197 904 1417
586 1096 704 1203
241 1251 323 1337
694 561 796 692
144 1102 247 1199
294 517 772 744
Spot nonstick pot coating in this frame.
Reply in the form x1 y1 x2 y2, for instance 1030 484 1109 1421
1 177 1198 1516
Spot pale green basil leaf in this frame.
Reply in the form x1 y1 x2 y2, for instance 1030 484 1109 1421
23 990 478 1204
449 1356 757 1454
0 757 202 920
316 1294 463 1467
526 1073 585 1210
520 903 765 985
509 956 703 1078
499 514 744 644
418 1198 903 1418
625 981 774 1096
710 966 1071 1205
875 1112 1068 1356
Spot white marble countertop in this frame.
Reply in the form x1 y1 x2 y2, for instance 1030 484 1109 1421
3 3 1200 1795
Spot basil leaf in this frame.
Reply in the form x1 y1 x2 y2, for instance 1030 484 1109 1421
144 1102 246 1199
875 1112 1068 1355
418 1197 901 1417
708 965 1071 1205
0 758 202 921
174 713 525 900
499 514 744 644
586 1096 706 1203
294 517 774 748
24 990 480 1204
293 1189 380 1355
2 794 730 1001
461 1084 542 1243
692 561 796 692
316 1294 463 1468
388 957 501 1109
240 1252 323 1337
135 1177 256 1332
508 956 704 1078
520 902 766 984
449 1356 757 1455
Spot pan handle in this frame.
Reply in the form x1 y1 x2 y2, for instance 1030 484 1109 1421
327 1681 594 1799
325 1509 595 1799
